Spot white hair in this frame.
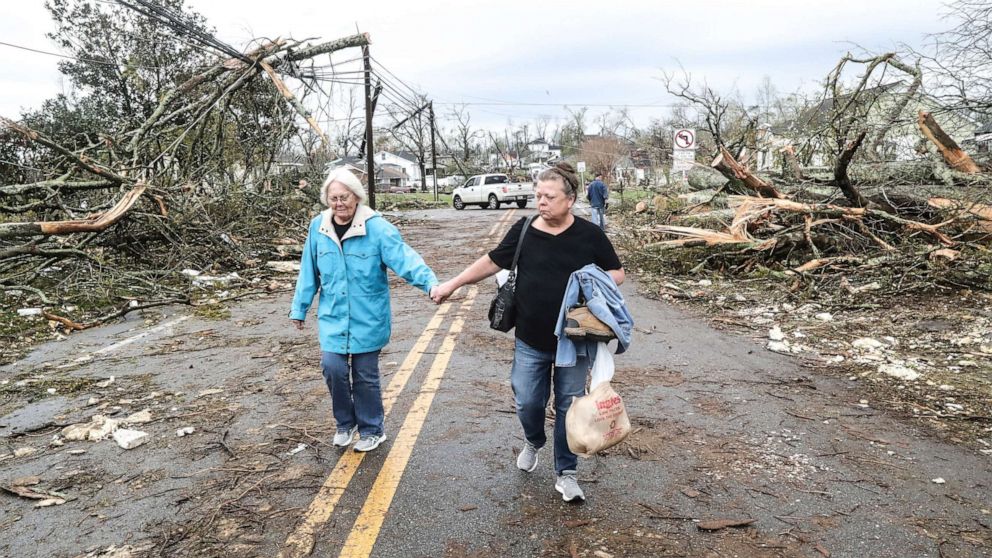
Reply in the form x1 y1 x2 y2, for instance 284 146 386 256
320 168 367 206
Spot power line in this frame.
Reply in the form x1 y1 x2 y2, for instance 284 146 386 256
433 100 684 108
113 0 249 64
0 39 175 70
368 56 422 99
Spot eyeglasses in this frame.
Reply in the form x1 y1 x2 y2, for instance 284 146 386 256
328 194 352 204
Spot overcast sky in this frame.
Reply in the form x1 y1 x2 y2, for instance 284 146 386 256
1 0 953 133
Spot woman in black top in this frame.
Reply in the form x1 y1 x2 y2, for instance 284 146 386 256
432 162 624 502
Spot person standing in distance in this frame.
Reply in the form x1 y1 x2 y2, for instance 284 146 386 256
586 173 608 230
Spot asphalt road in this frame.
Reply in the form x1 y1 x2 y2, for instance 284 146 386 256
1 205 990 557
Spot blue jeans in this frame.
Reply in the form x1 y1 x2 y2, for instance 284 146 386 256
320 351 384 437
590 206 606 229
510 338 594 475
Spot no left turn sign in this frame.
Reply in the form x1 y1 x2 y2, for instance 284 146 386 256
674 129 696 150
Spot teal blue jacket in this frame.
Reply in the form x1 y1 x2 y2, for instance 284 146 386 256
289 205 437 354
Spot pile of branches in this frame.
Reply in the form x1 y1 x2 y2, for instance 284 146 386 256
638 46 992 298
1 20 369 337
623 137 992 297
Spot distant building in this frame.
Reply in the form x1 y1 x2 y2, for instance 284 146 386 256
525 138 563 163
975 121 992 153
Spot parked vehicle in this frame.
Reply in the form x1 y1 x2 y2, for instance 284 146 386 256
451 174 534 210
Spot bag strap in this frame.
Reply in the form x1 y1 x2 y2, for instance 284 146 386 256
509 216 537 277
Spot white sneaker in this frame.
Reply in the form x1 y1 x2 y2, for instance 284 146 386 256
516 442 540 472
555 471 585 502
332 426 357 447
353 433 387 452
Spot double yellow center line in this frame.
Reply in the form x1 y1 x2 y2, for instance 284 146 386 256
279 209 518 558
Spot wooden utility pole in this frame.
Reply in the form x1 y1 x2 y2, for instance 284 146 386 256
363 45 376 209
429 102 439 201
356 82 382 156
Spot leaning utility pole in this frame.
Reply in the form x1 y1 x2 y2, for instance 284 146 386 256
363 44 376 209
429 102 439 201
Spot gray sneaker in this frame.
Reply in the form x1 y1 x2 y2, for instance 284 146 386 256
555 470 585 502
516 442 540 472
353 433 386 452
332 426 357 447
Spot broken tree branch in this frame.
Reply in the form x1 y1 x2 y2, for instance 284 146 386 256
711 145 784 198
1 118 129 184
0 183 147 240
917 111 981 174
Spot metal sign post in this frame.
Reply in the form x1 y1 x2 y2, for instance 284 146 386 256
672 129 697 184
577 161 586 194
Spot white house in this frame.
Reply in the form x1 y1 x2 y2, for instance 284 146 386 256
526 138 563 163
975 122 992 153
375 151 421 184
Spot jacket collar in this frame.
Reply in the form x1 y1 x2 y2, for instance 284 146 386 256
318 204 378 248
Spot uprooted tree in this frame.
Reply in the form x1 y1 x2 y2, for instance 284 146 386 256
0 0 369 332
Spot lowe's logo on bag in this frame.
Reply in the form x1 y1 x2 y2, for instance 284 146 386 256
596 395 622 411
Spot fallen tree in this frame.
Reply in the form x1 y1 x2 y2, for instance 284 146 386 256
1 2 371 346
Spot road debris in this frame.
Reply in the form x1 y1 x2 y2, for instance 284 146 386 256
123 409 153 425
696 518 757 531
112 428 149 450
287 443 307 456
61 415 119 441
94 377 115 388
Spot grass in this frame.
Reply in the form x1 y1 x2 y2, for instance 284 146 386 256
374 192 452 204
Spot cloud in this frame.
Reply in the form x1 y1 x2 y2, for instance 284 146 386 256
0 0 949 129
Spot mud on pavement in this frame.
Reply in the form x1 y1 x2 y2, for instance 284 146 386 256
2 206 991 557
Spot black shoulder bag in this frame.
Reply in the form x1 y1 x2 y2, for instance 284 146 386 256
488 216 536 332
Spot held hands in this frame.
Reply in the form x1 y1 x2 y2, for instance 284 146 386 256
430 280 457 304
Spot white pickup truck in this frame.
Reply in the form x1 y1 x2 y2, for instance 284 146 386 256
451 174 534 210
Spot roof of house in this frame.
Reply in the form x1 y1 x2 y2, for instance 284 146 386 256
800 81 906 127
377 166 408 179
326 156 366 173
374 150 419 163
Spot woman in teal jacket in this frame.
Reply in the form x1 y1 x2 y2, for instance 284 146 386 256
290 169 438 452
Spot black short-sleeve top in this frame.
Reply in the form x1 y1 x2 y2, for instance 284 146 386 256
488 216 622 352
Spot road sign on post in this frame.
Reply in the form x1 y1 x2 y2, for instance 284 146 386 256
576 161 586 173
673 129 696 150
672 129 697 181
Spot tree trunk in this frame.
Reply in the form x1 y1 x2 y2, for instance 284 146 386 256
833 131 871 207
918 111 981 174
711 145 783 198
779 145 805 181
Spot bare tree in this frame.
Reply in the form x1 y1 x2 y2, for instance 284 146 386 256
580 135 628 179
331 89 364 158
534 115 551 140
389 94 431 191
913 0 992 119
448 103 479 161
813 52 922 206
